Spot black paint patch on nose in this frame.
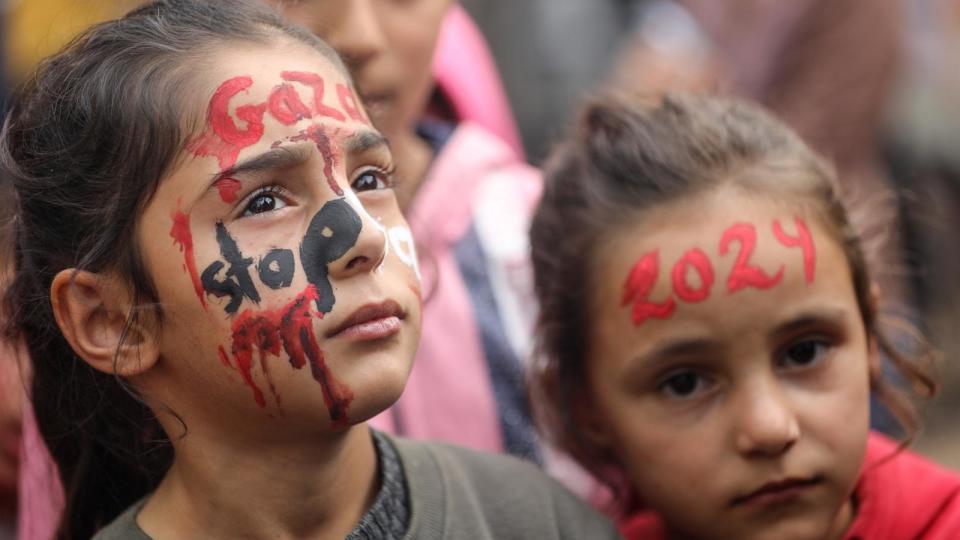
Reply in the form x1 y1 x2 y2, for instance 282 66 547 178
300 198 362 313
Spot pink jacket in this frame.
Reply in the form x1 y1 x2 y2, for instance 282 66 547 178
368 121 541 455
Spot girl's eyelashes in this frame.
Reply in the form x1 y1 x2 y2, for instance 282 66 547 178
240 185 291 218
657 369 713 400
351 166 394 193
778 337 832 371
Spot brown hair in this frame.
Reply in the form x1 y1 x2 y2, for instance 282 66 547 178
528 93 936 508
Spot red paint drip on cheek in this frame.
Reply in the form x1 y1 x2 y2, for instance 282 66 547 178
218 345 232 368
214 177 242 203
224 285 354 426
169 205 206 309
289 126 344 197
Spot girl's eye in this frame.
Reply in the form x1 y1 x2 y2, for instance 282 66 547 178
242 191 288 217
658 370 710 399
780 339 830 370
351 169 389 193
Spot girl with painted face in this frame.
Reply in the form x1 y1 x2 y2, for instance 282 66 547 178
271 0 547 469
529 94 960 540
1 1 620 538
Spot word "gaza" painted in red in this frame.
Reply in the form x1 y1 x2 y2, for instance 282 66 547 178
622 217 815 326
188 72 367 171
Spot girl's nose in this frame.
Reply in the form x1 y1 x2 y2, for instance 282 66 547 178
733 379 801 458
332 0 386 73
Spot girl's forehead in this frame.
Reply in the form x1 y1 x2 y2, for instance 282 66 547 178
589 186 858 344
160 44 370 204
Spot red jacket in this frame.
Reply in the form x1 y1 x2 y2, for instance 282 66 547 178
620 432 960 540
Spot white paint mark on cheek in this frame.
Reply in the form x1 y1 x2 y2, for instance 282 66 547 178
388 226 421 281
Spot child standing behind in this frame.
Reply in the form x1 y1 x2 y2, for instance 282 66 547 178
276 0 544 461
529 93 960 539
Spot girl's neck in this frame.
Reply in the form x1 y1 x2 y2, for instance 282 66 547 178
137 423 380 539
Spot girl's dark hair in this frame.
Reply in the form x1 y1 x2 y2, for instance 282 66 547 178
529 93 937 510
0 1 347 537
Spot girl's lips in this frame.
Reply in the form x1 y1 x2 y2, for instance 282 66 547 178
327 300 404 341
334 316 401 341
731 476 822 508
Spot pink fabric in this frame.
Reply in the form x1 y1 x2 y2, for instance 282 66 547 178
844 433 960 539
369 121 541 452
432 5 525 160
16 402 61 540
619 432 960 540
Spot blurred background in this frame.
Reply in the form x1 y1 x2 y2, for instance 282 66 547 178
1 0 960 536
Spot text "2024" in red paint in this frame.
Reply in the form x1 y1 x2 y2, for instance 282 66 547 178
622 217 815 326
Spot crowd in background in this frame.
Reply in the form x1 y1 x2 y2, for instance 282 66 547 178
1 0 960 538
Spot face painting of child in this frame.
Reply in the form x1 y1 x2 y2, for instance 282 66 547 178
135 40 422 441
586 186 872 540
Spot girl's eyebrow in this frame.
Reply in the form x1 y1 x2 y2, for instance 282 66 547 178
209 143 313 186
630 337 722 372
345 129 389 153
767 307 849 342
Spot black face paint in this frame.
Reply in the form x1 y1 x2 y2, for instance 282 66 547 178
200 221 261 314
258 248 296 289
299 198 362 313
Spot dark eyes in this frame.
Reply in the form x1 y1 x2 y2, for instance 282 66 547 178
351 169 390 192
658 371 710 399
239 167 390 218
655 338 832 401
242 188 288 217
780 339 831 369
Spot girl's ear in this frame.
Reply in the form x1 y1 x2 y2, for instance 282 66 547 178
50 269 160 377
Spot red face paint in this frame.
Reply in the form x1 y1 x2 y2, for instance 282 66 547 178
289 125 344 197
218 345 233 368
223 285 354 425
622 250 676 326
772 217 816 284
281 71 347 122
214 177 242 203
337 83 367 123
719 223 784 293
169 204 206 308
188 76 268 170
671 248 714 303
268 83 313 125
